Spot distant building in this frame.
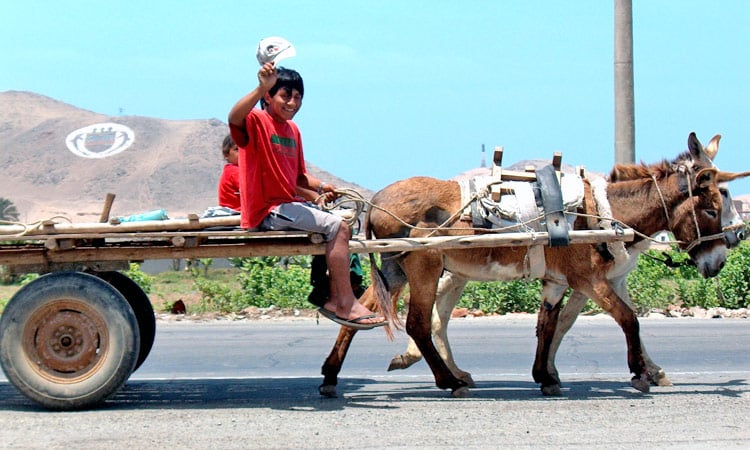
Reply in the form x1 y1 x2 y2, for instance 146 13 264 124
735 198 750 221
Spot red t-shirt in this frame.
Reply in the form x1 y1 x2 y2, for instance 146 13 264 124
229 108 306 229
218 163 241 211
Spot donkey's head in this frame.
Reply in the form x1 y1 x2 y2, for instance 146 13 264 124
682 132 749 248
668 166 726 277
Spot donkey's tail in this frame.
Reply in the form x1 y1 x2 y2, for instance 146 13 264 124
364 210 402 339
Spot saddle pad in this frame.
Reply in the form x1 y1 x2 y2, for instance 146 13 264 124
459 172 584 231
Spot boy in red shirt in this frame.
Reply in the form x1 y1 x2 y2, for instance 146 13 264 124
218 133 326 211
227 62 386 330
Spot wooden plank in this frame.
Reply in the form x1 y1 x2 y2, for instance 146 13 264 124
498 170 538 182
348 229 633 253
0 215 243 237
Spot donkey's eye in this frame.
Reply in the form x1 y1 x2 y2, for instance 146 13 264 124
704 209 718 219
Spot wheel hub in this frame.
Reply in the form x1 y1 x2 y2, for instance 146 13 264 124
23 300 108 380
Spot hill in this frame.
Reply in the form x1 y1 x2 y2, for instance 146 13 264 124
0 91 374 223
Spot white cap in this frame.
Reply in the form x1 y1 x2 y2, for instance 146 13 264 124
256 36 297 65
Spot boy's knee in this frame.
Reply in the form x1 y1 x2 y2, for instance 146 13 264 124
335 220 351 239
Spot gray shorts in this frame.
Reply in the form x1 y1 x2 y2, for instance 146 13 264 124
260 202 342 242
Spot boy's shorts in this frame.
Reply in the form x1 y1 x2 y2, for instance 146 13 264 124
260 202 342 242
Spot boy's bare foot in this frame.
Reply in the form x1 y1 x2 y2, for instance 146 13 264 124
320 299 387 330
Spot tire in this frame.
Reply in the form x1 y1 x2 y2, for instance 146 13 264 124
94 271 155 372
0 271 140 410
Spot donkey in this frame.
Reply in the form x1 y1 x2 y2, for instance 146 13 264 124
319 134 734 398
387 133 749 394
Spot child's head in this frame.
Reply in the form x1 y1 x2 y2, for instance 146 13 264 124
221 134 238 164
261 67 304 110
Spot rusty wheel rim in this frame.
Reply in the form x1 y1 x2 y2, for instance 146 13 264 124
22 299 109 382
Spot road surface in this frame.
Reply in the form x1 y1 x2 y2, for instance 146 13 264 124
0 315 747 448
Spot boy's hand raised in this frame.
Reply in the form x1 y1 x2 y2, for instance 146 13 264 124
257 62 278 91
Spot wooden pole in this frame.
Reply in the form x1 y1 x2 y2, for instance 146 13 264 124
99 193 116 223
614 0 635 164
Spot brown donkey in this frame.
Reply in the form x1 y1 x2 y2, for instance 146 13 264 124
387 133 749 395
320 135 734 398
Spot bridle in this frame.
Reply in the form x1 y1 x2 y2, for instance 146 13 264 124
651 164 725 254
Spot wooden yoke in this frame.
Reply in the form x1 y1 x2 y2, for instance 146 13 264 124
488 147 566 201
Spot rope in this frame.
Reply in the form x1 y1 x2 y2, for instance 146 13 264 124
651 174 671 223
318 188 367 227
0 216 73 239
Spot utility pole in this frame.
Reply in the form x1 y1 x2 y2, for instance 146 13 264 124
614 0 635 164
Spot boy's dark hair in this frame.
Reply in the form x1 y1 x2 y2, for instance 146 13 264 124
260 67 304 109
221 134 235 157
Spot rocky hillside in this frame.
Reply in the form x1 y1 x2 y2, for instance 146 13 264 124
0 91 373 223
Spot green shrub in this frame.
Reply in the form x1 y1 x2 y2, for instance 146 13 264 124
625 249 680 314
194 256 314 312
236 258 311 308
457 279 542 314
715 240 750 308
125 263 153 294
194 277 247 313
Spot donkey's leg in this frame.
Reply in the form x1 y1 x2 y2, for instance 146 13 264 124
533 289 589 395
610 276 671 386
319 279 404 398
532 281 569 396
402 254 469 397
319 326 358 398
388 272 475 386
431 274 473 386
588 280 649 392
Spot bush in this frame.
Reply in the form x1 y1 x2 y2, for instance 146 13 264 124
626 249 680 314
193 277 247 313
125 263 153 294
195 256 315 312
716 241 750 308
457 279 542 314
236 258 312 308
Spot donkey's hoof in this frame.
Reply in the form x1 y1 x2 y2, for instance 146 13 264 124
318 384 338 398
541 384 562 396
387 355 408 371
651 369 673 387
451 386 471 398
460 373 477 389
631 375 651 393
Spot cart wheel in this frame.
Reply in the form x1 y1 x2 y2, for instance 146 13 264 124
94 271 155 372
0 271 139 410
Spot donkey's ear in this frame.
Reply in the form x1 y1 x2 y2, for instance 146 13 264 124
696 167 718 188
703 134 721 161
717 170 750 183
687 132 702 159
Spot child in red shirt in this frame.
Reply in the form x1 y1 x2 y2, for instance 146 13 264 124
218 134 241 211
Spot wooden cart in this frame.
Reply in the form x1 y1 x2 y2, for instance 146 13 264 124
0 214 631 410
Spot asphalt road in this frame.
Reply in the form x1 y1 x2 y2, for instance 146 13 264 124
1 315 748 449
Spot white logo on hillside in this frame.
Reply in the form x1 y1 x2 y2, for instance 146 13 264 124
65 123 135 158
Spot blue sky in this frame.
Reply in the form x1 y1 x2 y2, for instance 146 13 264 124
2 1 748 195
